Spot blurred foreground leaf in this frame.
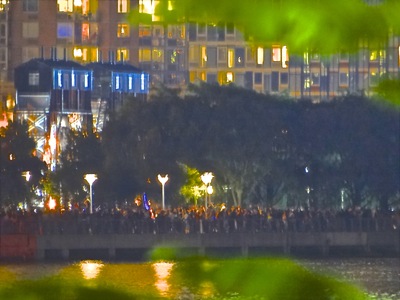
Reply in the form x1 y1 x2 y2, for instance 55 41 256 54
374 78 400 107
175 257 368 300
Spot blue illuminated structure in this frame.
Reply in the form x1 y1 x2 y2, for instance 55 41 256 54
13 50 149 169
14 54 93 170
87 60 149 132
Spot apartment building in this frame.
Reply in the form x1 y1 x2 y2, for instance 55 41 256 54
1 0 399 108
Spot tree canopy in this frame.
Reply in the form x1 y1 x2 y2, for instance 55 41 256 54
0 121 47 207
99 83 399 209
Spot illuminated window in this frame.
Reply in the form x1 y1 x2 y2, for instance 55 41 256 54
380 50 386 60
218 71 233 84
398 46 400 66
117 48 129 61
117 0 128 13
152 49 163 62
57 71 63 88
200 72 206 81
272 46 281 62
139 0 155 14
81 0 90 15
57 0 73 12
257 47 264 65
117 24 130 38
73 47 83 58
82 48 89 61
72 47 99 61
71 71 76 87
139 49 151 61
84 73 89 88
23 0 38 12
281 46 288 68
128 75 133 90
189 71 196 82
227 72 233 83
0 1 9 12
370 50 378 61
139 26 152 37
28 72 39 86
303 52 309 65
82 23 90 41
201 46 207 67
57 23 73 38
228 48 234 68
115 75 120 90
140 73 146 91
23 22 39 38
304 76 311 90
180 25 185 38
167 49 177 66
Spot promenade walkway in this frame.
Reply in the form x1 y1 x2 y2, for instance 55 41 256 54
0 206 399 261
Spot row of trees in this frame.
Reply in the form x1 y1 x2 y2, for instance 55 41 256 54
0 83 399 210
98 83 399 209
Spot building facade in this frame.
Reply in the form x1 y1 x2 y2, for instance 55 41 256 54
1 0 399 110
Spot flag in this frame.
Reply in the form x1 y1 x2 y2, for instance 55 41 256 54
143 192 150 211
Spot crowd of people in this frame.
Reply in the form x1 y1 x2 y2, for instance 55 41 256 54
1 204 399 236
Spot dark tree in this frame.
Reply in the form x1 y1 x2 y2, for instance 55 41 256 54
0 121 47 207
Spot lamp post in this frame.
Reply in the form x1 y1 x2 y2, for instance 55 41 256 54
201 172 214 208
22 170 31 182
22 171 31 209
157 174 169 210
84 174 97 214
207 185 214 207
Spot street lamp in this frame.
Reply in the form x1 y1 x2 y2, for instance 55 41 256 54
207 185 214 207
22 171 31 182
22 171 31 209
201 172 214 208
84 173 97 214
157 174 169 210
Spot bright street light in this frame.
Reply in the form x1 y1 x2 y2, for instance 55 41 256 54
84 173 97 214
22 171 31 209
201 172 214 208
157 174 169 210
22 171 31 182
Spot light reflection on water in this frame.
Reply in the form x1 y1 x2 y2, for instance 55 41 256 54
79 260 104 280
0 258 398 299
152 262 174 296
